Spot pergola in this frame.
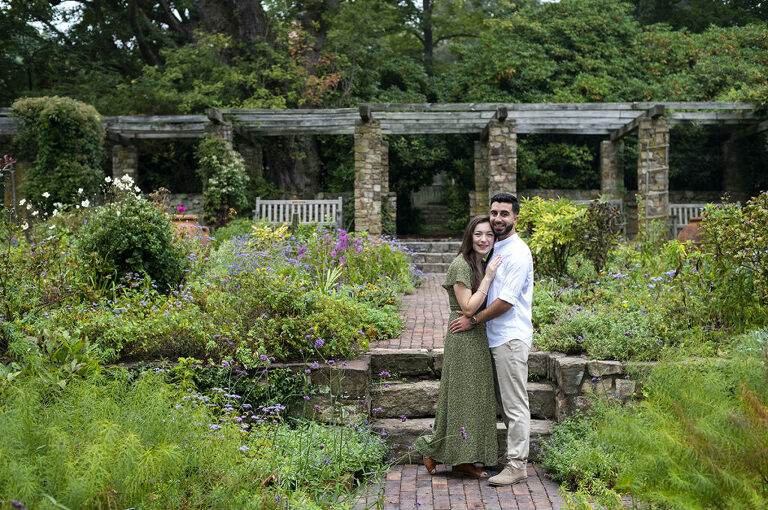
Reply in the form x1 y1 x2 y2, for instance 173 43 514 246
2 102 765 233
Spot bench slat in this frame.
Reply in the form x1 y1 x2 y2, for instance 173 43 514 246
254 197 344 228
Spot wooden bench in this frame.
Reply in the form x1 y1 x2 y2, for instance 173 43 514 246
253 197 343 228
669 203 707 237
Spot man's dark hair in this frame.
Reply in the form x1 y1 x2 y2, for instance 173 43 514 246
490 193 520 215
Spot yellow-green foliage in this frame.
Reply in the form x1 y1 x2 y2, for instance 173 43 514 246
516 197 586 277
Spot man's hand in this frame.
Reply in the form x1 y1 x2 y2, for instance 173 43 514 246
449 312 473 334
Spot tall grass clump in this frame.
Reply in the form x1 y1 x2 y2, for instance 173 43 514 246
0 368 388 509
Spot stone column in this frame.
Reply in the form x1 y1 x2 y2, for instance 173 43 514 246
206 120 234 150
112 144 138 181
636 118 670 231
600 139 623 200
722 140 747 203
354 120 384 234
470 140 490 217
486 119 517 200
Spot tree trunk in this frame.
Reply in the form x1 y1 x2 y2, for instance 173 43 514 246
264 136 320 198
188 0 272 53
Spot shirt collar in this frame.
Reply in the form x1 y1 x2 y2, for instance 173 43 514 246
495 232 518 249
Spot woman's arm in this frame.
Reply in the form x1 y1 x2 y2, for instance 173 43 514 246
453 255 502 316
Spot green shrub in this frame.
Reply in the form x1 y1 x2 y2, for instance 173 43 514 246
195 135 250 227
517 197 586 277
699 191 768 327
77 185 188 292
12 96 104 212
573 200 624 273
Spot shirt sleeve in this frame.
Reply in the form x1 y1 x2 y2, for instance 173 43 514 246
496 253 531 307
443 257 472 289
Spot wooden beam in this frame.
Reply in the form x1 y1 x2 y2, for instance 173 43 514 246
609 105 665 141
729 118 768 141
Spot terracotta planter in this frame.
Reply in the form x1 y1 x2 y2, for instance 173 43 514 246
677 216 704 246
172 214 210 244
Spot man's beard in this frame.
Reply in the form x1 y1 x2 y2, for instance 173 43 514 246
494 223 514 237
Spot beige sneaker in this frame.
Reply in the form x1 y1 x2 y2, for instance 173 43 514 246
488 466 527 486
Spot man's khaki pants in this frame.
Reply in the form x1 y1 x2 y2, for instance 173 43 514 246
491 339 530 470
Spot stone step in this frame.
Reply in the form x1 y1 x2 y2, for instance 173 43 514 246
374 418 554 464
410 252 458 264
418 263 451 274
371 380 556 420
403 240 461 253
368 348 551 381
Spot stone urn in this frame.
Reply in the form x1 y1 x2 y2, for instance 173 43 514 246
171 214 210 243
677 216 704 246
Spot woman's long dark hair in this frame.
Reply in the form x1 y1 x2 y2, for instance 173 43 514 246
459 215 492 292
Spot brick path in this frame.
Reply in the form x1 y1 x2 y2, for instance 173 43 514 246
363 274 565 510
355 464 563 509
370 274 449 350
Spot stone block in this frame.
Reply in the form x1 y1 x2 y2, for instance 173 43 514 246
553 356 586 395
580 377 612 396
371 380 439 418
587 360 623 377
288 392 369 424
528 351 549 379
615 378 637 399
528 382 556 420
308 357 370 399
555 390 576 422
369 348 431 377
430 349 443 376
547 352 566 381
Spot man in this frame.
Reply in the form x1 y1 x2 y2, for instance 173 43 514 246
449 192 534 486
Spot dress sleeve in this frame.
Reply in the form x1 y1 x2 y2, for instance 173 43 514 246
443 257 472 289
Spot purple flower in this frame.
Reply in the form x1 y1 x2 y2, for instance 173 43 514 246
304 395 311 400
304 368 312 374
315 339 324 348
11 501 26 510
460 426 467 440
400 415 407 422
381 429 388 437
238 445 250 453
318 444 325 450
260 354 269 361
209 424 222 431
378 370 390 377
222 361 229 367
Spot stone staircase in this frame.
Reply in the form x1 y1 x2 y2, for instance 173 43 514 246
403 239 461 274
294 348 558 464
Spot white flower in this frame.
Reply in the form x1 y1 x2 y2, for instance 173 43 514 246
21 222 29 231
51 210 58 217
49 225 55 230
116 210 121 217
26 204 32 210
42 192 50 198
77 188 83 194
53 202 62 209
19 199 26 206
81 200 90 208
134 186 141 193
104 176 112 183
31 210 39 216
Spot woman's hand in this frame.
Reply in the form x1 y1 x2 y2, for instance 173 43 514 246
484 255 503 280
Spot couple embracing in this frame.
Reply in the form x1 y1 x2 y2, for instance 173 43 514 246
413 193 534 486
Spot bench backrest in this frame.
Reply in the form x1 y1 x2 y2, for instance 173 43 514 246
253 197 343 228
669 203 706 237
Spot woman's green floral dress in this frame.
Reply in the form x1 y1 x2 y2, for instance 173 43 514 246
413 255 499 466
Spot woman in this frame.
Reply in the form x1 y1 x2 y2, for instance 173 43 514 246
413 215 501 478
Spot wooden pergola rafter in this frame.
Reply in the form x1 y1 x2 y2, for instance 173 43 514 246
1 102 765 235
